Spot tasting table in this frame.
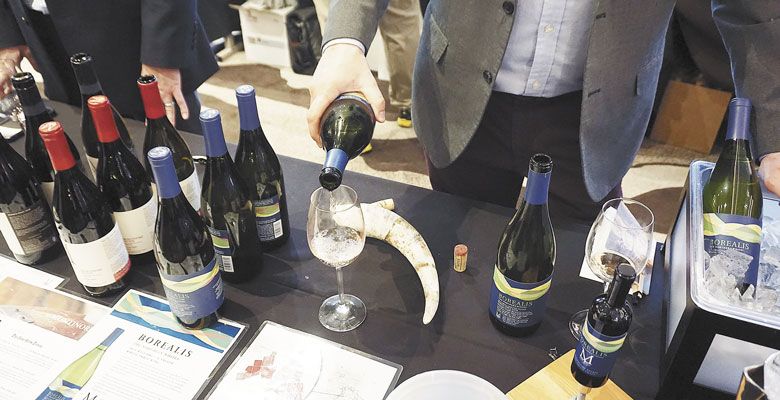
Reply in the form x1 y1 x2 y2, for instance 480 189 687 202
2 101 666 399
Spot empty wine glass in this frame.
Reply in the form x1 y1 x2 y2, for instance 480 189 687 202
307 185 367 332
568 198 654 339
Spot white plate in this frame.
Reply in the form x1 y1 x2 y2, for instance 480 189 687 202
387 370 507 400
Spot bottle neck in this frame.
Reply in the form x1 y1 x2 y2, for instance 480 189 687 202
237 95 261 132
152 162 182 199
139 83 166 120
606 279 632 308
323 148 348 174
524 169 550 205
17 87 47 117
100 328 124 348
726 102 751 141
47 138 77 172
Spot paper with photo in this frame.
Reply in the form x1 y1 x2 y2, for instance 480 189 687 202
208 321 402 400
0 255 64 289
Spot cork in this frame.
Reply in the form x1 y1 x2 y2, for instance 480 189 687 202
454 244 468 272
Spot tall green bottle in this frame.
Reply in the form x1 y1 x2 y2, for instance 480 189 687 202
702 97 763 295
36 328 124 400
489 154 556 336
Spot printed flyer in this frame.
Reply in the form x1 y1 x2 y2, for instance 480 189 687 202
0 282 244 400
208 321 402 400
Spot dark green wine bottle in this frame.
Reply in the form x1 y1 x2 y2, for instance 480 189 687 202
200 109 260 282
702 98 762 295
489 154 556 337
235 85 290 250
571 264 635 389
318 92 375 191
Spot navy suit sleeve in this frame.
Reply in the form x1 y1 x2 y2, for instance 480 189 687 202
140 0 198 69
712 0 780 158
0 0 25 48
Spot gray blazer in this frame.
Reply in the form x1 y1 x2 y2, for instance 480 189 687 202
324 0 780 201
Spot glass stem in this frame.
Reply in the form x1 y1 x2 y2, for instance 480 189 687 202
336 267 346 304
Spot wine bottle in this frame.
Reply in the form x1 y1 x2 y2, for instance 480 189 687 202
235 85 290 249
71 53 134 177
137 75 201 212
702 98 763 295
200 109 260 281
12 72 81 204
40 121 129 297
0 135 60 265
318 92 375 191
148 146 223 329
36 328 124 400
89 95 156 257
489 154 556 337
571 264 635 388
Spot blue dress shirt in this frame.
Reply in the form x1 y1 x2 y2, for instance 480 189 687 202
494 0 595 97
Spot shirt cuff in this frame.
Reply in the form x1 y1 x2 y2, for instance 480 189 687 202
322 38 366 55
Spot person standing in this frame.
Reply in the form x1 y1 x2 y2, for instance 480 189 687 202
313 0 420 128
307 0 780 221
0 0 217 133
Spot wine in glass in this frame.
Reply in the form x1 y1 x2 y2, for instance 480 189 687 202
568 198 654 339
307 185 367 332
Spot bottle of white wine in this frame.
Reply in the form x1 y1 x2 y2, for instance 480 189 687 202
702 98 763 295
489 154 556 336
36 328 124 400
318 93 375 191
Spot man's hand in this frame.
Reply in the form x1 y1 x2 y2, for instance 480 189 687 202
307 43 386 147
0 45 35 96
760 152 780 197
141 64 188 125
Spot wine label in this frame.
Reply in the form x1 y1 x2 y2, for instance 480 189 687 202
574 320 627 378
37 380 81 399
41 181 55 206
489 265 552 327
159 257 224 320
61 224 131 287
703 213 762 287
208 226 235 273
254 195 284 241
180 170 202 212
0 200 58 256
113 195 157 255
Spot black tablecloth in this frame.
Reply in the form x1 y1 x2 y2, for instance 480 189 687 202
3 102 664 399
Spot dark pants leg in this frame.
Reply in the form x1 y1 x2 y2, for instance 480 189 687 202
174 91 203 135
427 91 622 222
27 10 81 106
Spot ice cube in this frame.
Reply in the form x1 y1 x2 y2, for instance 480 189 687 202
707 248 753 279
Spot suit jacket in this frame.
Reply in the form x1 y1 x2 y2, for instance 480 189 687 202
0 0 218 121
324 0 780 201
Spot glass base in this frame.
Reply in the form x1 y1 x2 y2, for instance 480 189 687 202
319 294 366 332
569 309 589 339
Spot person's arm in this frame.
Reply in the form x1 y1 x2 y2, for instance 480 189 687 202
307 0 390 145
140 0 199 122
712 0 780 195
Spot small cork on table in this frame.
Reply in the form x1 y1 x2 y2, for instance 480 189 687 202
454 244 468 272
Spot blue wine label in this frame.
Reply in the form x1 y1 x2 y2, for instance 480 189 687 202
36 379 80 400
489 265 552 327
208 226 235 273
254 195 284 241
574 321 627 378
159 258 224 320
703 213 762 287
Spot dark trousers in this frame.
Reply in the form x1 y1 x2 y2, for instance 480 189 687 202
427 90 622 222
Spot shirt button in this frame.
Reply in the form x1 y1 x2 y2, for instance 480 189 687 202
483 70 494 84
544 24 554 33
531 80 541 89
502 1 515 15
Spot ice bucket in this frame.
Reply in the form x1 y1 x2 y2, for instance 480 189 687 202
660 160 780 398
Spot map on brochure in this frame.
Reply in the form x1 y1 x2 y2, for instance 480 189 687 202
0 282 244 400
209 321 402 400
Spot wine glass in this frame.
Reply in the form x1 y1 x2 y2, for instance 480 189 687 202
568 198 654 339
307 185 367 332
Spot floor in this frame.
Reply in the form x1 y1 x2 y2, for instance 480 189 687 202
198 56 715 240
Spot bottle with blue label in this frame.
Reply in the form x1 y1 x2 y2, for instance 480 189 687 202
702 98 763 296
571 264 635 389
200 109 261 283
148 146 224 330
489 154 556 337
